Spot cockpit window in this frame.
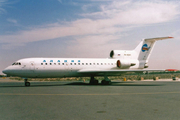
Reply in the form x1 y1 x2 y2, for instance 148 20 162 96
12 62 21 66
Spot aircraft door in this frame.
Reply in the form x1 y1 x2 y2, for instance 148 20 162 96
65 62 69 70
30 61 35 71
64 61 69 77
92 62 96 68
63 60 69 70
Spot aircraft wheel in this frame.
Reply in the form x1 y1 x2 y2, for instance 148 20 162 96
25 82 30 86
108 81 112 85
101 80 106 85
89 80 98 85
101 80 111 85
94 80 98 85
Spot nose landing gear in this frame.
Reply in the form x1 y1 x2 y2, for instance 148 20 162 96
24 79 30 86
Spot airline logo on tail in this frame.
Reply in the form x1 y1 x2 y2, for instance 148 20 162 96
142 44 150 52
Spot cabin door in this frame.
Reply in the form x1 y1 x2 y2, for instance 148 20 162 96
64 62 69 76
30 61 35 71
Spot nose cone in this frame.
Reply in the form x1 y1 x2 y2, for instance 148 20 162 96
2 68 9 74
2 66 12 75
2 66 22 77
2 67 13 77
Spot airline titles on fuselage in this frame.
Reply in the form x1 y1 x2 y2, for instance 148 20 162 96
41 59 115 66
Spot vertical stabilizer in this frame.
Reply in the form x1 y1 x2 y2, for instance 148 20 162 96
134 37 173 61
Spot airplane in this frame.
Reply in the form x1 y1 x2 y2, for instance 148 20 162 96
2 36 173 86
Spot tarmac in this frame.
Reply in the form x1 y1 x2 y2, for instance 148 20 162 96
0 78 180 120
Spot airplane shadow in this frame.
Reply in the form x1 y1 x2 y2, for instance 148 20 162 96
0 84 65 88
0 81 164 87
65 81 163 86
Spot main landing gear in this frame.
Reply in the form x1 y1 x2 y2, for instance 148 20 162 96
89 76 112 85
101 80 111 85
101 76 112 85
24 79 30 86
89 76 99 85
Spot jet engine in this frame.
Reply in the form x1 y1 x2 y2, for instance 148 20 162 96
110 50 122 58
116 60 136 69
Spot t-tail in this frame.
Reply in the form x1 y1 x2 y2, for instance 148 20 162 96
134 36 173 61
110 36 173 69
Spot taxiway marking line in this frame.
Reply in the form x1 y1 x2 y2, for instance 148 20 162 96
0 91 180 96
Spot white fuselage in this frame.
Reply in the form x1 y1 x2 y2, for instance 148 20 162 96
3 37 173 79
3 58 142 78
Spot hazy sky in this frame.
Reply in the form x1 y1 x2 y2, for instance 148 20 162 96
0 0 180 74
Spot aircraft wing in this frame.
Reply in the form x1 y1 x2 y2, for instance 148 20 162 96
78 69 165 76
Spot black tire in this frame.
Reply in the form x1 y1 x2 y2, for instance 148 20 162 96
25 82 30 86
101 80 111 85
94 80 98 85
101 80 106 85
108 81 112 85
89 80 98 85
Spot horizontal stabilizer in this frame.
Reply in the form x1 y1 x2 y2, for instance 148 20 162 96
134 36 173 61
144 36 173 42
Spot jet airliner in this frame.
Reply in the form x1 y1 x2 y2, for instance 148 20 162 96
2 37 173 86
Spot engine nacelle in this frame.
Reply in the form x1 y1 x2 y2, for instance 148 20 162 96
110 50 134 59
110 50 122 58
117 60 136 69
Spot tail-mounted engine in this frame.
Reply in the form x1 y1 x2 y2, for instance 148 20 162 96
110 50 115 58
117 60 136 69
110 50 133 59
110 50 122 58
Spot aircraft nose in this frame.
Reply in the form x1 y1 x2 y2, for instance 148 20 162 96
2 68 8 74
2 66 12 75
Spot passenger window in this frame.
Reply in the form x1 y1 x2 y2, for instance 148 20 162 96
111 63 113 65
82 63 84 65
70 63 72 65
93 63 95 65
58 63 60 65
54 63 56 65
74 63 76 65
90 63 92 65
50 63 52 65
41 63 43 65
45 63 47 65
78 63 80 65
97 63 99 65
101 63 103 65
62 63 64 65
86 63 88 65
